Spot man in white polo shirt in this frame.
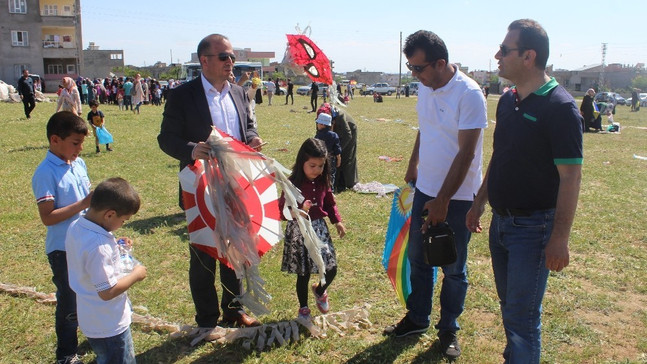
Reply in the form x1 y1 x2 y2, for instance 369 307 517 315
384 30 487 360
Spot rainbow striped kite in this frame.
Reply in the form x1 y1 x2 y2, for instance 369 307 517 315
382 184 436 306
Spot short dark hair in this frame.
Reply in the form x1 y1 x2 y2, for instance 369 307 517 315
403 30 449 64
290 138 331 189
88 100 99 108
197 34 228 58
46 111 88 141
91 177 141 216
508 19 549 70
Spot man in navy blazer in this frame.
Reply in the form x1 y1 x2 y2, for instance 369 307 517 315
158 34 264 336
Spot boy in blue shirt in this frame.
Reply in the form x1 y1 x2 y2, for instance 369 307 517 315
32 111 93 364
66 177 146 364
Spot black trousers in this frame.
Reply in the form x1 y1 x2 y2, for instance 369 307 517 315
22 94 36 117
189 244 243 327
311 95 318 111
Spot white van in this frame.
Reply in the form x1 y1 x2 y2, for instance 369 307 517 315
408 81 420 95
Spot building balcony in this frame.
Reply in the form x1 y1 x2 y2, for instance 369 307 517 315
40 14 77 27
42 45 78 59
42 40 76 49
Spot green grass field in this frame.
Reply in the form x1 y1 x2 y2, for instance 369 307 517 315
0 92 646 363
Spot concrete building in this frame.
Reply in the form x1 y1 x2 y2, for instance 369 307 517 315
552 63 646 95
82 42 124 79
1 0 83 92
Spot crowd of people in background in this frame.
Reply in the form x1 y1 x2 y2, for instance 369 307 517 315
65 75 177 109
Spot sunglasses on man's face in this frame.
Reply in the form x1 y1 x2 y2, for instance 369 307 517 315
203 52 236 62
499 44 526 57
405 61 435 73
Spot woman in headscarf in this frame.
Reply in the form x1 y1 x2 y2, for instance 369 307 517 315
132 74 145 114
580 88 599 132
56 77 82 115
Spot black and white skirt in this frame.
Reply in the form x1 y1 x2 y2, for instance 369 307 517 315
281 218 337 275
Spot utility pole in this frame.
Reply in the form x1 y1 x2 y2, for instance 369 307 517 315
600 43 607 90
398 31 402 91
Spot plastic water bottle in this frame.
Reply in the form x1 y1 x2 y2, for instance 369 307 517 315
117 239 137 274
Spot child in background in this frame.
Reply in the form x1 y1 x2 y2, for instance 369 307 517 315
117 88 124 111
87 100 113 153
31 111 92 364
66 177 146 364
279 138 346 321
314 111 342 189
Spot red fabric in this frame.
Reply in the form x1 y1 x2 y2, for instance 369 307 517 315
286 34 333 85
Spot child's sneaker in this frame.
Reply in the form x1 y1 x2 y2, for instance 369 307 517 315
298 306 312 321
311 283 330 313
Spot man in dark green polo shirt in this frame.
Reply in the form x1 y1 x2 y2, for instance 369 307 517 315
466 19 583 364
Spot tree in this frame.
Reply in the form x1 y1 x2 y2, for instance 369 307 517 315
160 66 181 81
632 76 647 91
267 71 286 81
111 66 151 79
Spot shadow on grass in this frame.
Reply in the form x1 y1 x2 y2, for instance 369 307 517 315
134 335 251 364
345 334 422 364
126 212 187 238
7 144 48 153
410 338 453 363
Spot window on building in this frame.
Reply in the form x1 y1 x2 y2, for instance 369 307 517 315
62 5 72 15
14 64 30 78
47 64 64 74
9 0 26 13
66 64 76 74
11 31 29 46
110 53 123 60
43 4 57 15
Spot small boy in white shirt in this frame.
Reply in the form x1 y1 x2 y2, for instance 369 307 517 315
65 177 147 364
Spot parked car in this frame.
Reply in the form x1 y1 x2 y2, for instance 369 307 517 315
408 81 420 95
296 85 310 96
262 81 286 95
363 83 396 96
594 92 626 105
640 93 647 107
296 82 328 96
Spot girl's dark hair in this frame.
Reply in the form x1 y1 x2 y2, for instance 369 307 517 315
90 177 141 216
290 138 330 188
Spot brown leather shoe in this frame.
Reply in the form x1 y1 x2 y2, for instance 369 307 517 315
222 312 261 327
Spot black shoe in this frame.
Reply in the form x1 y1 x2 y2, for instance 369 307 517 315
96 146 100 153
438 331 461 359
383 315 428 337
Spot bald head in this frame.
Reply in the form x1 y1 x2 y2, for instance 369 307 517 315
197 34 229 58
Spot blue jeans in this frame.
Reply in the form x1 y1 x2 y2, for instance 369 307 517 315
489 209 554 364
87 327 136 364
406 189 472 331
47 250 79 360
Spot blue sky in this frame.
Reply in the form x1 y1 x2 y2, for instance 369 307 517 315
81 1 647 73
